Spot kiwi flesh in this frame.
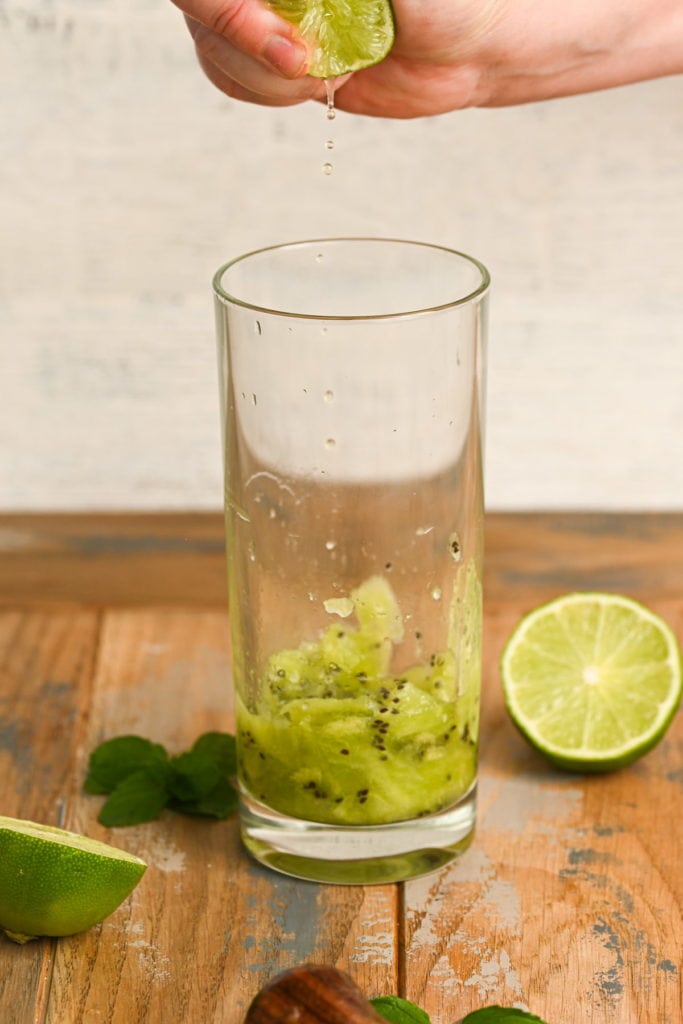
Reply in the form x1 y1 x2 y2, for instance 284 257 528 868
237 576 478 825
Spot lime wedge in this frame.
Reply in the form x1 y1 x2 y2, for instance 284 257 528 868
0 816 147 943
501 592 682 772
267 0 395 78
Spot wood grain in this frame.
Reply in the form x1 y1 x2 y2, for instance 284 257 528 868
0 514 681 1024
2 511 682 606
402 604 683 1024
42 609 397 1024
0 610 100 1023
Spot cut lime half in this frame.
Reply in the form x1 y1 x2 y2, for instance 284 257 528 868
268 0 395 78
501 592 682 772
0 816 147 943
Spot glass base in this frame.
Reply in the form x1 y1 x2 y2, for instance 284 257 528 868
239 784 477 884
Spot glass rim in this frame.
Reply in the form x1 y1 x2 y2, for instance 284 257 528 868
212 237 490 321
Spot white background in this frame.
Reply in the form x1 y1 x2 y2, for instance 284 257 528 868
1 0 682 511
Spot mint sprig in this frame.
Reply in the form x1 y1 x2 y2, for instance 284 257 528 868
84 733 238 827
462 1010 548 1023
371 996 549 1024
370 996 431 1023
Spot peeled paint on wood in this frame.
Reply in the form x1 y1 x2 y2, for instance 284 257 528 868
0 513 681 1024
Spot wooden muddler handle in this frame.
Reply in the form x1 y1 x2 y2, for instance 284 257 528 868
244 964 388 1024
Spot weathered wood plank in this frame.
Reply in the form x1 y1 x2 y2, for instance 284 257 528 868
485 512 683 604
0 513 228 608
45 609 397 1024
0 610 100 1023
401 599 683 1024
2 512 683 607
1 514 681 1023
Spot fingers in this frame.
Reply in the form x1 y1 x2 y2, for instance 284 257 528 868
186 15 325 104
171 0 312 76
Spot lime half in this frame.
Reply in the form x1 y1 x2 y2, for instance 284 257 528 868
0 816 147 943
268 0 395 78
501 592 682 772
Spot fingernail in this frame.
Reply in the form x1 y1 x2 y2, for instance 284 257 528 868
263 34 308 77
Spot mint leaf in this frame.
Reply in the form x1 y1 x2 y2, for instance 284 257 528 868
167 733 238 818
85 732 239 826
462 1009 548 1023
371 996 431 1023
169 778 238 819
168 750 223 802
84 735 169 794
97 770 169 826
190 732 236 775
369 999 549 1024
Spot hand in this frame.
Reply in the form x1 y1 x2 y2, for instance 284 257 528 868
171 0 683 118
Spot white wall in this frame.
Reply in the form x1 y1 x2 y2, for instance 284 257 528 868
1 0 682 511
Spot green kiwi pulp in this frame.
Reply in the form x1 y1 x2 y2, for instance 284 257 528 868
237 576 478 825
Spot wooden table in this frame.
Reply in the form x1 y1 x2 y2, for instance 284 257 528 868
1 512 681 1024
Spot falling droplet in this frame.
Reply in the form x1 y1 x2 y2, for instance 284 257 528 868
325 78 336 120
325 437 336 450
431 587 442 601
315 252 324 263
324 389 334 403
323 162 333 175
325 139 334 150
325 540 337 551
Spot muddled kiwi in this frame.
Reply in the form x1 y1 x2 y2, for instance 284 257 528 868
237 576 478 825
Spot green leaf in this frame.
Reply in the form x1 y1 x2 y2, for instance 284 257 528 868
191 732 237 775
84 735 169 794
168 778 239 819
371 996 432 1023
97 770 169 827
168 750 222 802
85 732 238 826
168 733 237 804
461 1009 548 1023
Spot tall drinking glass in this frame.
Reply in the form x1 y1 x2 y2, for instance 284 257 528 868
213 238 489 884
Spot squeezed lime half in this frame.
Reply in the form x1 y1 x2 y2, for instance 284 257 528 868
268 0 395 77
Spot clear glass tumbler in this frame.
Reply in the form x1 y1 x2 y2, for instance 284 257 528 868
213 238 489 884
